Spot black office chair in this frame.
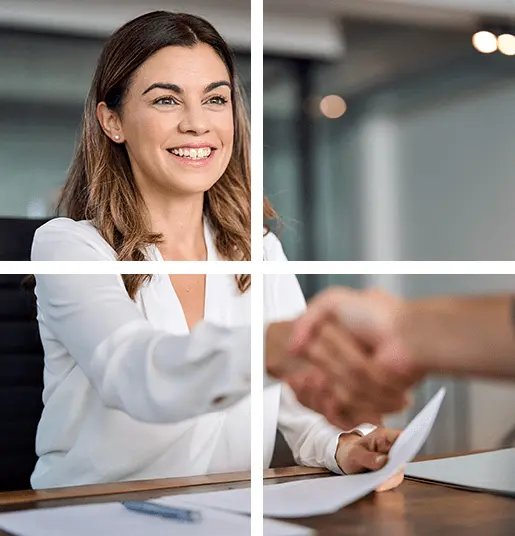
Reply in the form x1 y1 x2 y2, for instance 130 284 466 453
270 431 295 468
0 217 47 491
0 217 48 261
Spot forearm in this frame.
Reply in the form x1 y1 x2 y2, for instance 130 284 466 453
400 295 515 379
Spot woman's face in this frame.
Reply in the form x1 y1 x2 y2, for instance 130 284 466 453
103 43 234 196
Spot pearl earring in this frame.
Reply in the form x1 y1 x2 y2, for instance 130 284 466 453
114 135 120 141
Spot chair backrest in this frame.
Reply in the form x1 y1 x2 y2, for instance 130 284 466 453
0 218 46 490
0 274 44 491
0 217 48 261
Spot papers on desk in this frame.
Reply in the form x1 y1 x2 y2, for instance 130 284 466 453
264 387 445 517
405 448 515 496
0 388 445 534
169 388 446 518
0 497 312 536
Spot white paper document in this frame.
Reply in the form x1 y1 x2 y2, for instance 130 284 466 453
170 388 446 518
405 448 515 496
0 497 311 536
154 497 313 535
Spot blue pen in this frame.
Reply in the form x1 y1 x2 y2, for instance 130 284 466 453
122 500 202 523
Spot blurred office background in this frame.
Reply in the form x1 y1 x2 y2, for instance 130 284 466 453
0 0 249 219
264 0 515 265
265 1 515 461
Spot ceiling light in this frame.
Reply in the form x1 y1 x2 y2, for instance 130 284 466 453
498 33 515 55
319 95 347 119
472 30 498 54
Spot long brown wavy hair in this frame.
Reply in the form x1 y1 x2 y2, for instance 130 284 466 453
58 11 277 298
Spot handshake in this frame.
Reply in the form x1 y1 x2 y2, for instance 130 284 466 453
265 286 515 430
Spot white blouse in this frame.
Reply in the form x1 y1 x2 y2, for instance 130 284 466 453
30 218 362 489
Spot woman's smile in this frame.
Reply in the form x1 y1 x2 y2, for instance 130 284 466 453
166 143 218 168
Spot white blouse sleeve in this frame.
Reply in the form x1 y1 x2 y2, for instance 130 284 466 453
32 223 250 424
32 218 118 260
264 234 374 473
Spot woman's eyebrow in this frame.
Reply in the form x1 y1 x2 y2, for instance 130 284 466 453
142 80 232 96
142 83 181 96
204 80 231 93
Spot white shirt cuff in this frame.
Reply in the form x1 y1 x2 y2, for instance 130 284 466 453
325 432 346 475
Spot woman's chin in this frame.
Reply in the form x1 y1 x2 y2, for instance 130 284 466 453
158 177 219 196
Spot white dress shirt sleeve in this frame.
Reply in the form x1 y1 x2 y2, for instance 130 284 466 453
264 233 374 473
32 224 251 424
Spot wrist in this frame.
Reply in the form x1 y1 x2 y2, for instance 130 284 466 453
265 321 294 379
337 430 363 447
396 298 453 375
335 431 362 474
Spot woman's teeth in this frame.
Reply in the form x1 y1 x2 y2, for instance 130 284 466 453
169 147 212 159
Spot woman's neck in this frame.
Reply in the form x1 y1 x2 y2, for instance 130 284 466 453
143 193 207 261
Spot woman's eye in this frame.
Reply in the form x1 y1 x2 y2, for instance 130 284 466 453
154 96 178 106
207 96 228 105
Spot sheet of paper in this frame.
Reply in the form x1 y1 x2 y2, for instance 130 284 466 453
0 497 313 536
405 448 515 496
170 388 446 518
0 499 238 536
154 497 314 535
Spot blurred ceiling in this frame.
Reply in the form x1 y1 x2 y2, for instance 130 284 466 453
263 0 515 116
0 0 251 49
265 0 515 28
5 1 515 58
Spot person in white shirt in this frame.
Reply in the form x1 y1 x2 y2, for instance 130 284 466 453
29 10 403 492
30 231 403 491
36 10 257 269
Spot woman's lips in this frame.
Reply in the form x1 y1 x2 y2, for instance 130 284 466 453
166 148 216 168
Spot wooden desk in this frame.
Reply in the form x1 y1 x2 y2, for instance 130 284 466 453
265 457 515 535
0 454 514 535
0 471 252 535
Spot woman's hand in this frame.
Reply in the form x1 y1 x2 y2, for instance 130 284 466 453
335 428 405 492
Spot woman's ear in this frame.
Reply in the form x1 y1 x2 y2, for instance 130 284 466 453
96 102 125 143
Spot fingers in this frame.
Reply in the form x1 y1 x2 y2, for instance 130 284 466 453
341 443 388 474
293 320 408 425
337 427 403 475
316 321 410 415
286 355 373 430
375 468 405 492
287 365 331 417
362 428 401 454
297 329 380 426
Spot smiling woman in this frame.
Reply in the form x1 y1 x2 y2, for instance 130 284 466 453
30 11 271 293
